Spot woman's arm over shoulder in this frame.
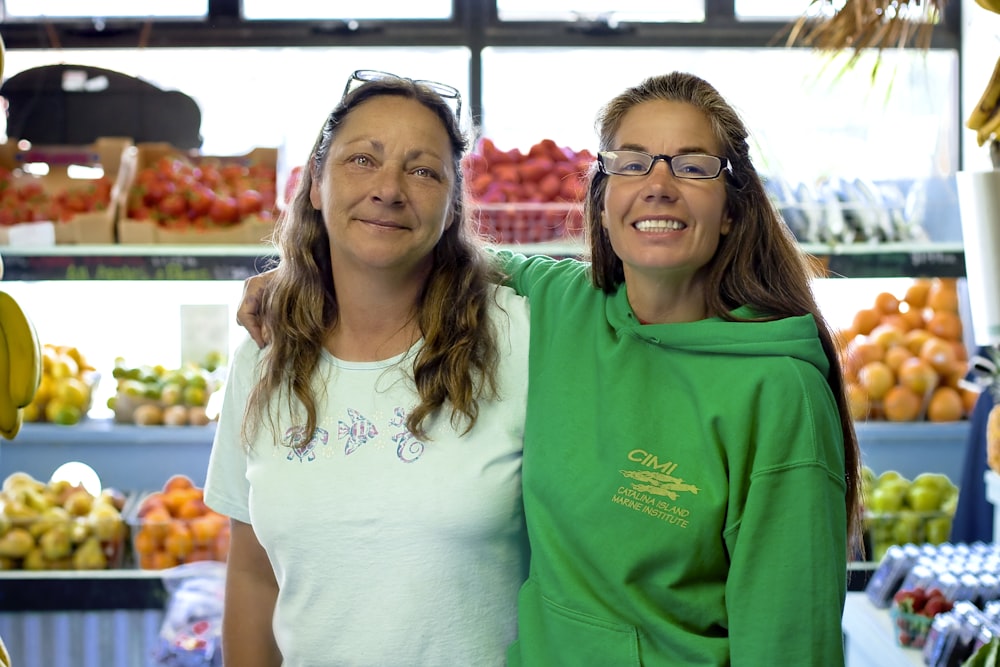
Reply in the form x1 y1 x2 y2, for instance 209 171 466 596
489 248 587 298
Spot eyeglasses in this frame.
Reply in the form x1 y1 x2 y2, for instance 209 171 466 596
342 69 463 119
597 150 731 180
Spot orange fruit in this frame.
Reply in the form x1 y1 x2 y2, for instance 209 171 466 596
927 278 959 313
142 507 173 541
902 328 933 356
920 337 958 375
163 474 195 493
897 304 926 331
883 385 923 422
873 291 901 315
950 340 969 362
868 323 906 350
859 361 895 401
148 550 179 570
897 357 939 396
925 310 963 341
843 340 884 376
852 308 882 336
926 386 965 422
904 280 932 310
190 514 224 547
961 386 982 416
133 526 162 555
834 328 857 353
846 382 870 421
883 345 914 373
164 523 194 560
880 312 913 333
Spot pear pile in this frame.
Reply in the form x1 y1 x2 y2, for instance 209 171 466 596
108 353 223 426
0 472 127 570
862 466 959 562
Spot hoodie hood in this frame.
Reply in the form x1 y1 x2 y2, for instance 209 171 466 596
605 287 831 379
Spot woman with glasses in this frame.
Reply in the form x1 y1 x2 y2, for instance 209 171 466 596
205 71 530 666
497 71 861 666
236 71 862 665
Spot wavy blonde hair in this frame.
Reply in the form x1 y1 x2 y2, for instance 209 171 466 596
244 78 504 445
585 72 864 554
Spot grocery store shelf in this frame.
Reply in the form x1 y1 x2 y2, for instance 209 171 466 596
0 241 966 281
1 420 217 491
0 569 168 612
854 420 970 484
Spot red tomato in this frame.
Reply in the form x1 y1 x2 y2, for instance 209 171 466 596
236 189 263 218
209 196 239 224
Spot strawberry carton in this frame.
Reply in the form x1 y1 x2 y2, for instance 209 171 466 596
117 142 278 245
890 586 955 648
0 137 133 245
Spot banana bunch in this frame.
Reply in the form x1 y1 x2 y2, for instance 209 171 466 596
0 291 43 440
975 0 1000 13
967 54 1000 147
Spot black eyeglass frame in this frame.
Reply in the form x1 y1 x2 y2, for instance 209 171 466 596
597 150 732 180
342 69 463 119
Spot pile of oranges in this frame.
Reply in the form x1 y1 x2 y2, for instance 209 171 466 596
131 474 230 569
839 278 979 422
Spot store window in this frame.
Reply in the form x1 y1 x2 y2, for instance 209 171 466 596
240 0 452 20
495 1 702 23
3 0 208 19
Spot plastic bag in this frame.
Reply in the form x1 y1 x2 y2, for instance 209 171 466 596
153 560 226 666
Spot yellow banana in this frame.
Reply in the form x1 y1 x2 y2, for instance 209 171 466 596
0 291 42 408
977 104 1000 146
975 0 1000 13
0 406 22 440
0 323 21 439
967 54 1000 132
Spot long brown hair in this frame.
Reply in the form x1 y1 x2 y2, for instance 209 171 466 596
586 72 863 553
244 77 503 445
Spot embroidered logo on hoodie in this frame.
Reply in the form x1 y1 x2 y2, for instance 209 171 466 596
611 448 699 526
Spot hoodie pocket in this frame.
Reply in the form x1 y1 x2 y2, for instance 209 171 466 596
509 579 640 667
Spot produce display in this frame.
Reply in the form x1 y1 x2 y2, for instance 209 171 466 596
839 277 978 422
862 466 959 562
0 166 113 226
109 354 222 426
0 138 131 244
21 343 95 426
123 147 277 231
0 471 127 570
462 138 594 243
0 290 43 439
966 47 1000 147
130 474 229 569
766 174 928 245
890 586 954 649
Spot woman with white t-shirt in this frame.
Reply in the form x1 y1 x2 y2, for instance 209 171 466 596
204 70 530 667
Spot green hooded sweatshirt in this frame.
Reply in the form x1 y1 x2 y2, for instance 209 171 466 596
498 251 848 667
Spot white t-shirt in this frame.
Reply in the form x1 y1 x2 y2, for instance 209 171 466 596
205 286 530 667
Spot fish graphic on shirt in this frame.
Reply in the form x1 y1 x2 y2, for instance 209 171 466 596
338 408 379 455
284 425 330 462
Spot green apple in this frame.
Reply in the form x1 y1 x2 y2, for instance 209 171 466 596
870 484 906 513
925 516 952 544
906 484 943 512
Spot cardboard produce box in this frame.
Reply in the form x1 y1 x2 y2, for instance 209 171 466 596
117 142 278 245
0 136 133 245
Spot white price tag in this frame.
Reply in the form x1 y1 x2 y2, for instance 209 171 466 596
0 221 57 246
180 304 229 367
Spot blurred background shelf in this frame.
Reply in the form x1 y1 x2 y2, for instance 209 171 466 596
0 241 967 280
